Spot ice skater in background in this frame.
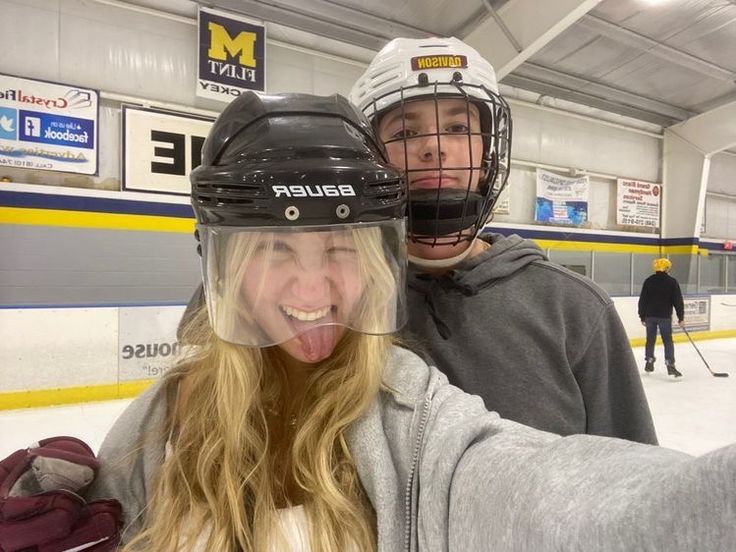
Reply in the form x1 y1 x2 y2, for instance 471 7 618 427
638 257 685 377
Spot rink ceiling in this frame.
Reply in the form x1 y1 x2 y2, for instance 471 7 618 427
1 0 736 408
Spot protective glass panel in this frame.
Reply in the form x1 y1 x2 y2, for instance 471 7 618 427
199 221 407 351
593 252 632 296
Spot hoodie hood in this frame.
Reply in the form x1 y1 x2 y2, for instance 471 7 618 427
409 233 547 295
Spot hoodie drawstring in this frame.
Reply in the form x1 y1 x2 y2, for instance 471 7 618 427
416 275 475 340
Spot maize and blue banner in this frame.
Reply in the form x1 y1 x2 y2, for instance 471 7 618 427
534 169 589 226
197 7 266 102
0 74 98 175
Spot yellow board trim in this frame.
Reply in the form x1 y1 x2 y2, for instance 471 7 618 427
0 380 155 410
534 239 699 255
0 207 195 233
628 328 736 348
2 330 734 411
2 206 708 254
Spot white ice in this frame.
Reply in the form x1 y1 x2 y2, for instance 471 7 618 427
0 338 734 458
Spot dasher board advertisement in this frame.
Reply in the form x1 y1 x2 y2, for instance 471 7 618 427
673 296 710 333
122 105 214 195
0 73 99 175
118 305 186 381
197 7 266 101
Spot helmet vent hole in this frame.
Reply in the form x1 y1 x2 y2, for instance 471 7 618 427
285 206 300 221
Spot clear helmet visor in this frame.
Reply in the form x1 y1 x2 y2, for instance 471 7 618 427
199 221 407 356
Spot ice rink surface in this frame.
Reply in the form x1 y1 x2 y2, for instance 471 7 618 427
1 338 734 458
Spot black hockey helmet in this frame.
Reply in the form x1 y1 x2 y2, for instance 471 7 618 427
189 92 409 348
190 91 405 227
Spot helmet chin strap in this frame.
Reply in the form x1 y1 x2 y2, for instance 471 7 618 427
408 237 478 269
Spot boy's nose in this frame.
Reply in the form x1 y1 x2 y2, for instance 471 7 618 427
416 133 447 162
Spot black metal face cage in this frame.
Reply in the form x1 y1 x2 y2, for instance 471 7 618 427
366 76 512 246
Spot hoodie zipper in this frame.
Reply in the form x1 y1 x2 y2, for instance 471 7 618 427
403 384 434 552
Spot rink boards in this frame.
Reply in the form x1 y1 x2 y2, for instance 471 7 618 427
2 183 736 409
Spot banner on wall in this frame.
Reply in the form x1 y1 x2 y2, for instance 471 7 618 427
0 73 98 175
673 295 710 333
122 105 215 195
197 7 266 102
534 169 589 225
616 179 661 228
492 185 510 215
118 306 186 381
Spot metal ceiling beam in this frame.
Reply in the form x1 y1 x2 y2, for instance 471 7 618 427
461 0 603 79
501 74 682 127
192 0 431 51
512 63 693 120
669 101 736 155
692 90 736 113
578 15 736 82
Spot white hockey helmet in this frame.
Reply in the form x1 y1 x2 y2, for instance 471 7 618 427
350 37 512 249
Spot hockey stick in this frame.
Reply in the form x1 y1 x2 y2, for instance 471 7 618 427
681 327 729 377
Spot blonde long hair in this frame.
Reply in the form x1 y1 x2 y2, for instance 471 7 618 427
125 226 400 551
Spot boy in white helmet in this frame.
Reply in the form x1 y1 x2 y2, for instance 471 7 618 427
350 37 658 443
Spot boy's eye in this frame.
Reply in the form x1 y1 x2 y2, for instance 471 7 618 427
390 128 417 140
446 123 470 134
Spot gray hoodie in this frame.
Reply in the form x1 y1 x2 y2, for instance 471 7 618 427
404 233 657 444
90 346 734 551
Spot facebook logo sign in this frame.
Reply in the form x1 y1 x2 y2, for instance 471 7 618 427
25 116 41 137
19 110 95 149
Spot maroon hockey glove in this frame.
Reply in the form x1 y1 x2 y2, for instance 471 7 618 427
0 436 122 552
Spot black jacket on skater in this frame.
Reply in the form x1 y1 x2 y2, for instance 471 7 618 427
638 272 684 322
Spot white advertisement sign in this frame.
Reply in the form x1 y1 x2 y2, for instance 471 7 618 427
617 179 661 228
673 296 710 333
0 73 98 174
118 305 186 381
123 105 214 195
534 169 589 225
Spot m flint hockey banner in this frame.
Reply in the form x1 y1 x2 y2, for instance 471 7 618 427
197 7 266 101
617 179 661 228
0 73 98 175
122 105 214 195
534 169 589 225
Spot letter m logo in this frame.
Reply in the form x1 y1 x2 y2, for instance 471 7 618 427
208 22 257 67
